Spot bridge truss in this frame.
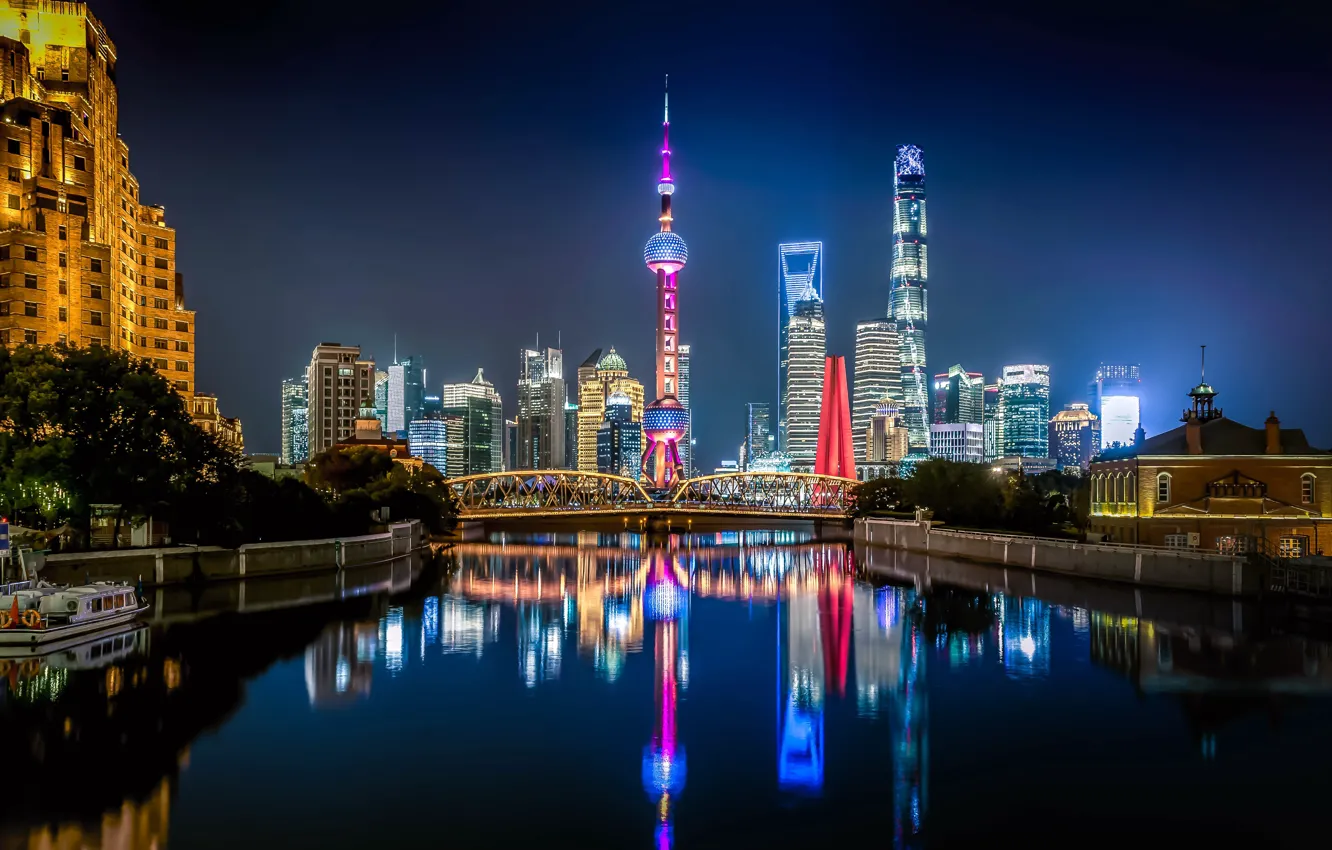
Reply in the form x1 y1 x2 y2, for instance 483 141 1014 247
670 472 857 516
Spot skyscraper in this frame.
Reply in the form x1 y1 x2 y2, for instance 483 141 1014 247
0 6 196 393
1049 403 1101 470
642 79 690 489
852 319 902 464
983 382 1003 463
441 368 504 474
778 241 823 452
867 402 910 465
373 370 389 433
597 392 642 479
677 343 692 477
745 402 772 470
577 348 645 473
888 145 929 452
517 346 566 469
281 377 309 466
408 418 452 474
387 354 425 436
929 423 985 463
1000 365 1052 459
1090 363 1142 449
785 298 826 472
306 343 376 457
564 401 579 470
932 364 984 425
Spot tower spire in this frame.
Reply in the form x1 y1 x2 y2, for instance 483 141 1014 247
660 75 672 188
1200 344 1206 384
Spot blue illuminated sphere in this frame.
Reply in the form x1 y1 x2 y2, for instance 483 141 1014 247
644 231 688 274
643 397 689 441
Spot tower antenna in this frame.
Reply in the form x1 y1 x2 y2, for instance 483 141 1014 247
1200 344 1206 384
393 334 398 365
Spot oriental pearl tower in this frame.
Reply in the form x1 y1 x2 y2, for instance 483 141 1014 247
642 76 690 490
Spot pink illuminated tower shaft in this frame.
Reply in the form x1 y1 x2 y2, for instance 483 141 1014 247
642 76 690 489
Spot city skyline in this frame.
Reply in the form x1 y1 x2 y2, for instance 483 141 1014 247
71 2 1332 465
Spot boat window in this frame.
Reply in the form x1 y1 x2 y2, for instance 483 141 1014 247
117 594 126 608
91 644 102 659
91 598 102 612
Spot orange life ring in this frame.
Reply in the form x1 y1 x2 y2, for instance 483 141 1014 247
21 610 42 630
0 611 11 629
0 660 10 675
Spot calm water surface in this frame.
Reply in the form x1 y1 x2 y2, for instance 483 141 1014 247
3 531 1331 848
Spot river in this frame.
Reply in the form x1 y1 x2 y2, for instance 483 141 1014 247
2 531 1330 847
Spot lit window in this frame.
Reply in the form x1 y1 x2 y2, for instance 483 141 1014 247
1157 473 1171 504
1163 534 1190 549
1302 474 1315 505
1279 535 1309 559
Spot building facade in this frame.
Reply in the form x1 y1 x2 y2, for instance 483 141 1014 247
306 343 375 457
852 319 901 465
191 394 243 453
440 368 504 475
983 381 1002 463
517 346 565 469
778 241 822 452
1000 364 1051 459
1049 403 1101 471
867 402 909 465
1089 380 1330 552
928 423 984 464
932 364 983 425
745 402 772 470
596 391 642 479
1089 363 1141 449
408 417 451 474
281 377 309 465
677 342 691 477
784 297 826 472
386 354 424 436
888 144 929 452
0 4 196 395
576 348 644 474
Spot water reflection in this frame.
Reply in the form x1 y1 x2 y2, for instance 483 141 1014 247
3 541 1332 846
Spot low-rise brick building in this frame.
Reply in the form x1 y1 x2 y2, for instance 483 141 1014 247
1088 379 1329 556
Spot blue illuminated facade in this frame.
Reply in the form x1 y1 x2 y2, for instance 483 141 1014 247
778 241 823 452
889 145 929 453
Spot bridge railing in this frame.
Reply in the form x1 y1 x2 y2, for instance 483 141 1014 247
670 472 858 516
449 470 655 517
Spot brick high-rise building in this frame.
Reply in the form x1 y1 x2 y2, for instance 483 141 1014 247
0 4 196 395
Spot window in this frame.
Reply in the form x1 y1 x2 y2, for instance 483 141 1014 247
73 155 85 170
1163 534 1191 549
61 67 68 82
153 297 168 310
1156 473 1171 504
58 280 66 294
139 294 146 306
58 225 66 240
175 321 188 332
7 194 18 210
176 361 189 372
174 381 189 392
1279 535 1309 559
23 273 35 289
89 284 102 299
22 329 36 344
90 311 102 326
154 277 167 289
154 257 168 269
154 338 168 349
175 340 189 352
23 246 36 261
58 306 66 322
6 139 18 154
1216 536 1250 555
6 167 17 181
153 358 168 369
0 273 6 288
154 237 169 250
1302 474 1315 505
24 301 37 317
90 258 103 273
58 252 66 268
154 318 167 329
0 246 7 261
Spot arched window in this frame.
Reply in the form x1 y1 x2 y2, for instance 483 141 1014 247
1157 472 1171 504
1127 473 1136 503
1302 473 1315 505
1113 474 1122 503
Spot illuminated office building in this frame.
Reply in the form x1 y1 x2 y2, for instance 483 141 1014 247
441 368 504 474
0 4 196 393
597 391 642 478
983 382 1002 463
784 297 826 471
678 343 692 477
778 241 823 452
577 348 645 473
1091 363 1142 449
745 402 772 469
387 354 425 436
929 423 984 463
1049 403 1101 471
306 343 375 456
888 145 929 451
1000 364 1051 459
867 401 910 465
517 346 566 469
373 369 389 432
932 364 983 425
408 417 451 473
281 377 309 465
852 319 901 464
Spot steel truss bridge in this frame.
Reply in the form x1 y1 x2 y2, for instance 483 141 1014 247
447 470 857 520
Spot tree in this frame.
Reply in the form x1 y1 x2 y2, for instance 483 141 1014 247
305 445 396 497
902 459 1006 529
852 475 907 518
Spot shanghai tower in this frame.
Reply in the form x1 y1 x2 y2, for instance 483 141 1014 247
889 144 929 451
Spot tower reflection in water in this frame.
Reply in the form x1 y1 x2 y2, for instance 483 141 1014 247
642 547 690 850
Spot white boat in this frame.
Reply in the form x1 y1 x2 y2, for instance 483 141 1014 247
0 576 149 655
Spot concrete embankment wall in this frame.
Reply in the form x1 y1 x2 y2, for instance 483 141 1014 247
856 518 1254 596
39 521 424 586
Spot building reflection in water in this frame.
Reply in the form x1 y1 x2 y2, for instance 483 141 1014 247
8 775 174 850
996 595 1051 679
304 621 376 706
641 546 689 850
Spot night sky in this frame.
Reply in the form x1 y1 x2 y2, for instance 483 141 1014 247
97 1 1332 462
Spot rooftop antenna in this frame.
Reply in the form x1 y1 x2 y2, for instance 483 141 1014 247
393 334 398 366
1200 344 1206 384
